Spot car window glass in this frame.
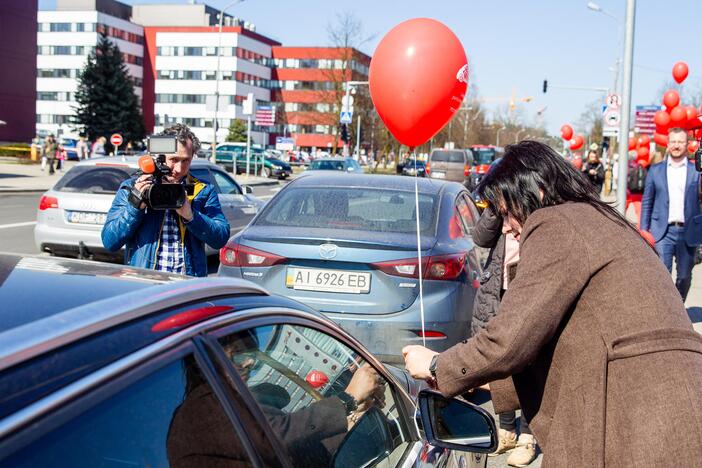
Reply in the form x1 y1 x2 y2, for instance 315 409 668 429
54 166 135 194
213 170 242 195
5 355 254 468
457 196 476 231
190 167 213 185
255 187 438 235
431 150 465 163
215 324 410 468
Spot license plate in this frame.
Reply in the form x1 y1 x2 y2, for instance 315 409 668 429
286 267 371 294
66 211 106 225
431 171 445 179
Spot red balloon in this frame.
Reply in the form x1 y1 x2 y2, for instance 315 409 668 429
369 19 468 147
673 61 689 84
689 140 700 154
637 135 651 147
670 106 687 124
653 132 669 146
686 105 698 121
654 110 671 129
628 137 637 150
560 124 574 141
305 370 329 389
663 90 681 109
695 129 702 139
569 135 584 151
637 146 649 158
571 155 583 170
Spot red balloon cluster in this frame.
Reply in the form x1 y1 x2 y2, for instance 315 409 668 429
629 135 651 166
652 62 702 147
569 135 585 151
559 124 584 151
560 124 574 141
369 18 468 147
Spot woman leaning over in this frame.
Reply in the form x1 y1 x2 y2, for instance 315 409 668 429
403 141 702 467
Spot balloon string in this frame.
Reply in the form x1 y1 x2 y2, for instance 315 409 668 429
411 146 426 347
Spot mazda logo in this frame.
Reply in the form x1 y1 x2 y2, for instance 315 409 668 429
319 243 338 260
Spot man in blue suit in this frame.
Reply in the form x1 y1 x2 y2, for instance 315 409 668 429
641 127 702 301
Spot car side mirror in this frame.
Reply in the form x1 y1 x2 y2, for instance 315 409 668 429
418 389 497 453
243 185 253 194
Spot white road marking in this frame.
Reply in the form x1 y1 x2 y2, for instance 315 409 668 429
0 221 36 230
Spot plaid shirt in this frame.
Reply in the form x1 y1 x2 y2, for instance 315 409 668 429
155 210 185 274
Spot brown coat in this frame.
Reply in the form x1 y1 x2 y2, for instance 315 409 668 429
436 203 702 467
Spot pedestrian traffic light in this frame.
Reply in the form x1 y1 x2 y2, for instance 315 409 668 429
542 80 548 93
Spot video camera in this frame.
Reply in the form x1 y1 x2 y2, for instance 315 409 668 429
134 135 193 210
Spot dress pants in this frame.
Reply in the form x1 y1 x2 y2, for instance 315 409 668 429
655 224 696 301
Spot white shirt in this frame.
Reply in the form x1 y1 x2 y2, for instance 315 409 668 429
666 157 687 224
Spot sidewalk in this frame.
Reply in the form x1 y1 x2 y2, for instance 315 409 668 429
0 158 279 193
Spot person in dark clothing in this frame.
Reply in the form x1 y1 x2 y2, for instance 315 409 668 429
581 150 605 194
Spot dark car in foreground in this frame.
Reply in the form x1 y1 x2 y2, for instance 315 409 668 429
218 174 486 362
0 254 496 467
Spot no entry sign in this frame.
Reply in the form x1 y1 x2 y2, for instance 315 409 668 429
110 133 123 147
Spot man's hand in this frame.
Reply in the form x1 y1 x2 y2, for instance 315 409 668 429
133 175 152 210
176 197 193 222
345 364 383 405
402 345 438 381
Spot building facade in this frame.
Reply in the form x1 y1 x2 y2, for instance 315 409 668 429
0 1 37 142
270 47 371 151
36 0 144 137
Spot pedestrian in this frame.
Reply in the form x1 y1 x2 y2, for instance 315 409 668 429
76 134 89 160
403 140 702 467
101 123 230 277
91 136 107 158
42 135 58 174
640 127 702 301
581 149 605 194
55 144 66 172
471 204 538 466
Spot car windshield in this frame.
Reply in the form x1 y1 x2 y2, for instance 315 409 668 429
472 148 496 165
431 150 465 163
54 165 136 194
310 160 345 171
405 159 424 166
255 187 437 235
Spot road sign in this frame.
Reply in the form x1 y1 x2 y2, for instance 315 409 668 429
606 94 621 109
242 93 255 116
275 137 294 151
340 111 353 124
341 94 354 113
634 105 661 136
110 133 123 147
605 110 621 126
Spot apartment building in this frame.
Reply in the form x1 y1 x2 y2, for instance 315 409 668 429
36 0 144 136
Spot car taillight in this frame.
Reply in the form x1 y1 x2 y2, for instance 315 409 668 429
38 195 59 210
464 165 470 177
410 330 447 339
372 253 466 281
219 243 286 267
425 162 430 174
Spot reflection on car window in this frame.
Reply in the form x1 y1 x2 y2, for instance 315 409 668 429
310 160 345 171
216 324 410 468
212 170 241 195
5 356 254 468
54 166 135 194
255 187 437 235
190 168 212 184
431 150 466 163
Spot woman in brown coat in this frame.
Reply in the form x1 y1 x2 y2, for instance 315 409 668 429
403 141 702 467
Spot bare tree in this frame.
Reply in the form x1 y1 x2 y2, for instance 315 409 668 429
577 99 604 146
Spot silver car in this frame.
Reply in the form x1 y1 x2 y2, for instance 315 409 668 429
34 156 264 261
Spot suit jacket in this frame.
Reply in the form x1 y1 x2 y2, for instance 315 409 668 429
435 203 702 467
640 159 702 246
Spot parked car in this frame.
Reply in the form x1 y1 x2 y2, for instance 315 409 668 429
215 143 292 179
218 173 486 362
464 145 504 191
426 149 473 186
0 253 497 467
58 136 79 161
400 158 427 177
306 157 364 173
34 156 264 261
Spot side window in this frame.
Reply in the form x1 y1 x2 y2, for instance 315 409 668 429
457 194 476 231
213 170 242 194
190 167 213 185
5 355 254 468
213 324 411 468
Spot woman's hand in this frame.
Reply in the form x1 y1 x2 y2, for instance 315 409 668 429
402 345 438 380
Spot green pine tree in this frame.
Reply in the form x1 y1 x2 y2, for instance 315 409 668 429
226 119 248 142
72 33 145 151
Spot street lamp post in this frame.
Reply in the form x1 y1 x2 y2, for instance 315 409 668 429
587 1 622 95
616 0 636 214
496 126 507 147
212 0 245 163
515 128 527 143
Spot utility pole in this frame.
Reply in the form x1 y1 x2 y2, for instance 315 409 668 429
616 0 636 214
355 114 361 160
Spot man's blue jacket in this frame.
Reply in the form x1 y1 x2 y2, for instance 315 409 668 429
101 175 230 277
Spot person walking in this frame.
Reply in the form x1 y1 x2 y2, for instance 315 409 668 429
76 134 89 160
640 127 702 301
42 135 58 175
403 140 702 467
581 149 605 194
471 205 538 466
91 136 107 158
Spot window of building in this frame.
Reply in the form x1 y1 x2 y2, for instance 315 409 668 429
184 47 202 56
50 23 71 32
54 46 71 55
37 92 58 101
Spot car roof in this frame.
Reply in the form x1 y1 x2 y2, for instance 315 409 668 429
289 173 459 194
73 156 218 169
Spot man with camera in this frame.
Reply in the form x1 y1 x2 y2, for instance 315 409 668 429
102 123 229 277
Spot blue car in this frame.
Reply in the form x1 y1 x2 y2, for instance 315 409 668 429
306 157 364 173
218 173 485 362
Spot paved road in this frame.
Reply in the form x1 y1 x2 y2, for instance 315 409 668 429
0 183 286 256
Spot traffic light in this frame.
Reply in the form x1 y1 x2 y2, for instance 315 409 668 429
542 80 548 93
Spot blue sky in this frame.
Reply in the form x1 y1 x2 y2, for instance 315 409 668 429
39 0 702 136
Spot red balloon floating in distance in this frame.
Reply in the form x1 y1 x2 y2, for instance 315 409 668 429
638 135 650 147
653 132 669 147
663 90 681 109
670 106 687 124
369 18 468 148
672 61 689 84
654 110 671 129
569 135 584 151
560 124 574 141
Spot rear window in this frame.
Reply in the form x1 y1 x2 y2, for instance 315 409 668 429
430 150 466 163
255 187 437 235
472 148 496 165
310 160 345 171
54 165 135 194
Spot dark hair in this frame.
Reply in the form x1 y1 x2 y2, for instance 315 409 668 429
477 140 632 230
162 123 201 154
